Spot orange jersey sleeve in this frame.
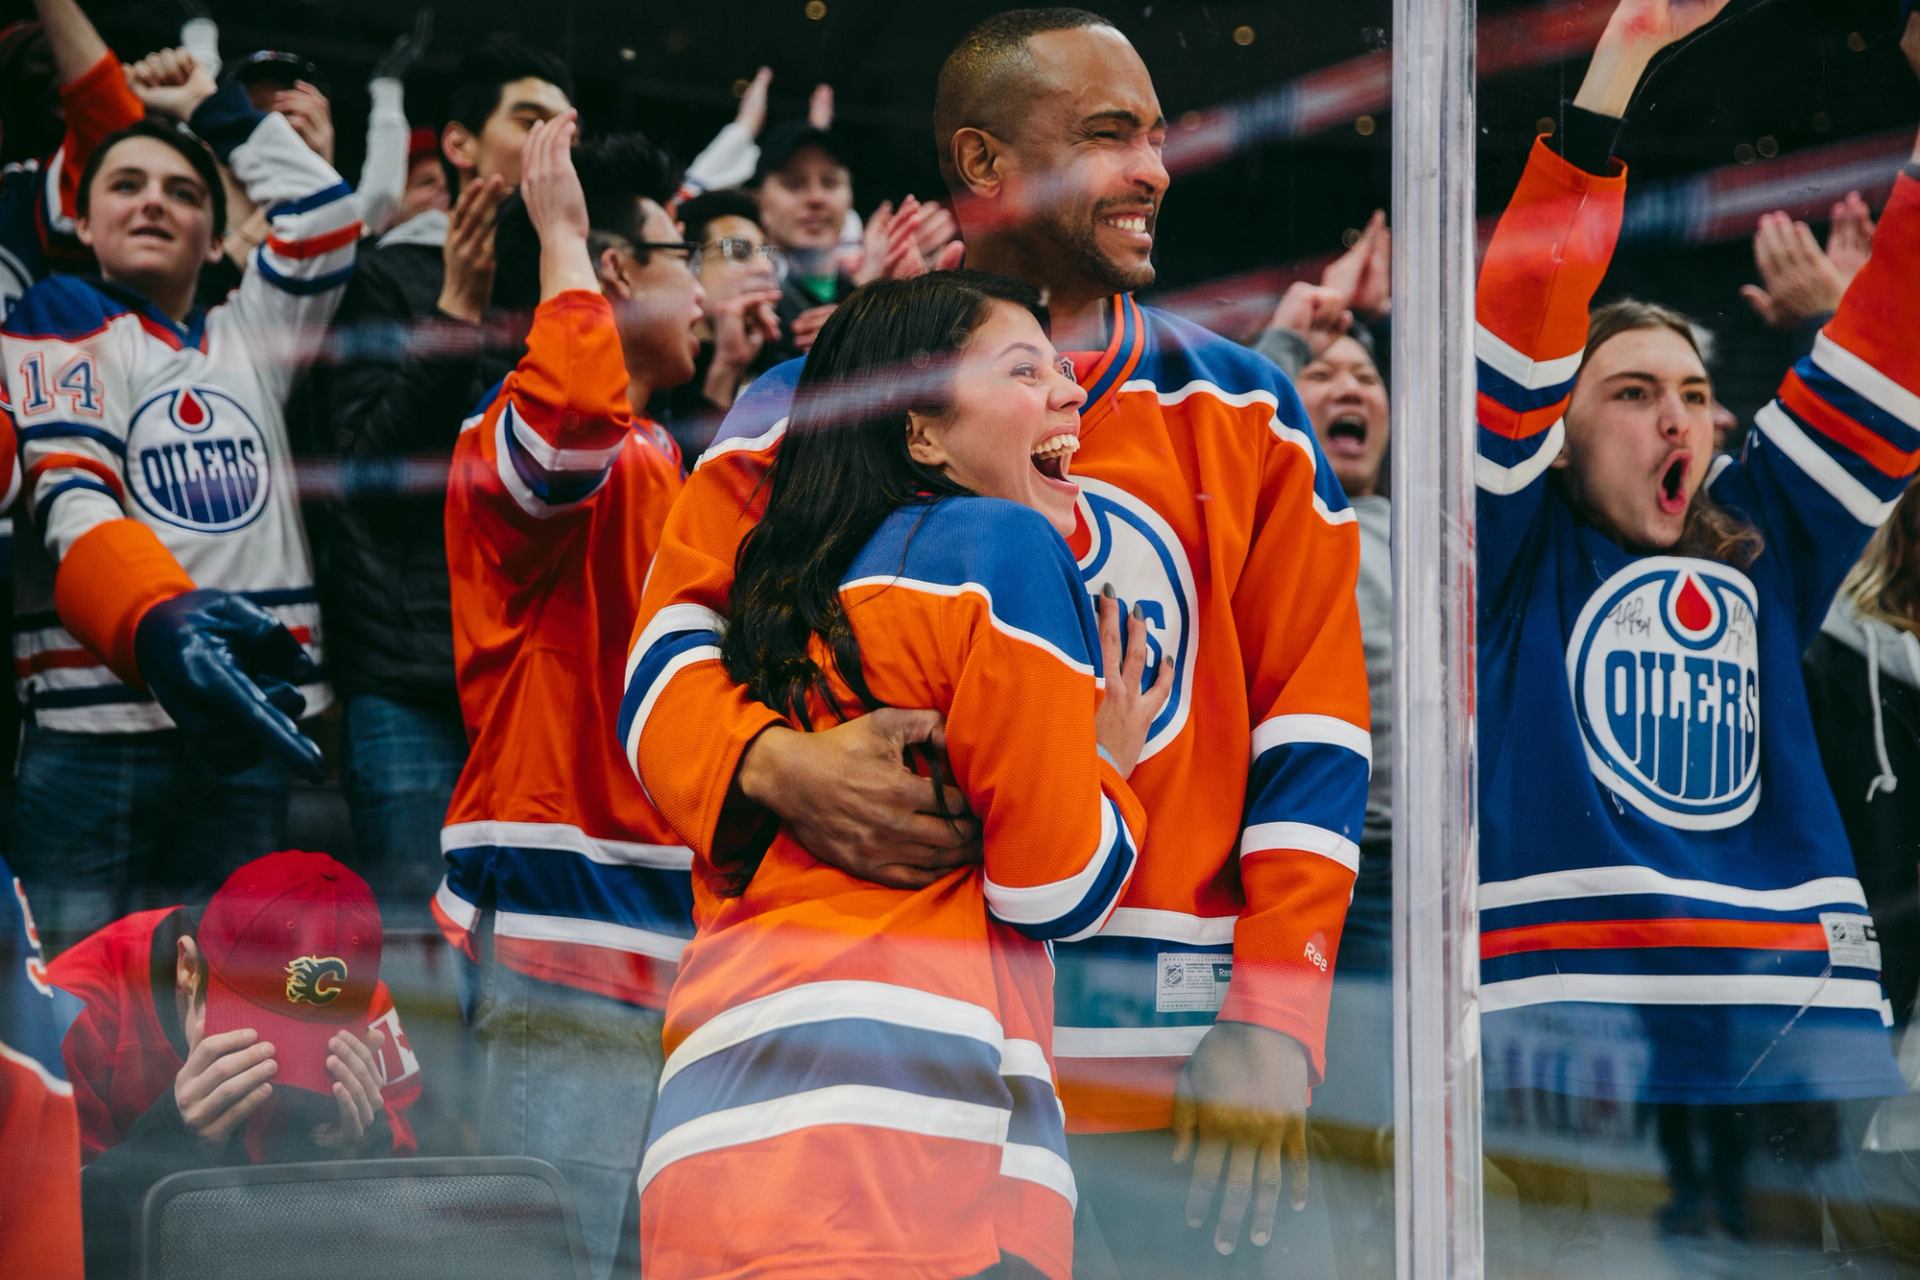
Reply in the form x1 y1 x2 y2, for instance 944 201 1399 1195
1218 393 1371 1080
52 52 144 229
619 375 795 862
450 290 640 582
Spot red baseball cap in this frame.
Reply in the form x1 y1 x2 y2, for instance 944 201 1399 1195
407 125 439 167
197 851 383 1096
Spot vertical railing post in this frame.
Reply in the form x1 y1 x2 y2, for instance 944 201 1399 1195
1390 0 1483 1273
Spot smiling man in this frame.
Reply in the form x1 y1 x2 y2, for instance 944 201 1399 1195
621 8 1368 1274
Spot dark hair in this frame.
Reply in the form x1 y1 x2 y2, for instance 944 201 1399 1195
717 271 1048 889
934 7 1114 187
78 118 228 238
492 132 678 312
677 187 761 245
1576 299 1763 568
446 37 574 136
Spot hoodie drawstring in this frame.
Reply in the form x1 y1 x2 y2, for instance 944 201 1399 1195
1866 623 1900 801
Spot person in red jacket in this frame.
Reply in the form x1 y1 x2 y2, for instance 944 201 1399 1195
48 850 421 1277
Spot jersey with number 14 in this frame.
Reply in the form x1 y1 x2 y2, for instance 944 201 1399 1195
1 86 357 733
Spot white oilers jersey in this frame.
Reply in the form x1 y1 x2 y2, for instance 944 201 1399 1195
1 91 359 732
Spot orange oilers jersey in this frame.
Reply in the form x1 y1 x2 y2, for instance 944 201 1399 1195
435 291 694 1008
638 497 1145 1280
0 868 83 1280
622 296 1370 1132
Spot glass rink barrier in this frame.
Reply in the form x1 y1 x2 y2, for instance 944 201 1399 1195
0 0 1917 1278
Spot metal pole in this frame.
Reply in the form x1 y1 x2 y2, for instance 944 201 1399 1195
1390 0 1483 1271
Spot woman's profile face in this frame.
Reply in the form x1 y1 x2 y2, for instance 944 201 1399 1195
908 301 1089 537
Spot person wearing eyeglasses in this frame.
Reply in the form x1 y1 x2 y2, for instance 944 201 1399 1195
652 187 783 459
436 115 706 1280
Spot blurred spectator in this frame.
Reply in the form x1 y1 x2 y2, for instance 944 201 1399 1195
1740 195 1875 336
397 124 449 225
751 119 855 358
316 38 571 926
651 186 781 458
1 862 84 1280
435 116 699 1279
1807 483 1920 1029
4 48 346 956
49 851 420 1277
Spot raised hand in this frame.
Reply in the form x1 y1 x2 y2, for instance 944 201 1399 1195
437 173 509 322
271 81 335 164
808 83 834 131
1825 191 1875 284
124 46 217 121
1739 210 1848 329
1320 210 1390 321
1266 282 1354 358
1576 0 1734 118
735 67 774 137
372 8 434 83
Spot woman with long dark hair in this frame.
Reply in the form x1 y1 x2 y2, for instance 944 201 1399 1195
638 271 1168 1280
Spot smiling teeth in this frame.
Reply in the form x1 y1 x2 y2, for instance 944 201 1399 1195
1105 216 1148 233
1032 433 1080 459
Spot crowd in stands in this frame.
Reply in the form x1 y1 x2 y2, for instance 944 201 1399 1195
0 0 1918 1277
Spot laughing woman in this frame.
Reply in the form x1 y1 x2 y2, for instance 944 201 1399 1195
638 271 1168 1280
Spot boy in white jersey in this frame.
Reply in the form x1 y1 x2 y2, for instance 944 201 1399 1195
2 47 356 954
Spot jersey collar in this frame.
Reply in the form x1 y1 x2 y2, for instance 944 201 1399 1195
1066 293 1145 433
95 277 209 353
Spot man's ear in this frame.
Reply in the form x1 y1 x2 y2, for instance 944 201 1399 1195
596 245 634 300
205 234 227 266
74 214 93 249
949 128 1003 200
904 410 948 469
442 122 477 178
176 935 202 999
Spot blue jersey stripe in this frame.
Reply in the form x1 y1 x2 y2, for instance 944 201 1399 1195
17 421 126 455
266 182 355 220
1481 892 1856 932
1769 401 1914 501
1484 944 1869 984
32 476 117 525
1795 359 1920 452
253 254 356 297
1475 358 1578 415
618 629 721 748
1002 803 1137 942
1003 1070 1068 1159
1246 740 1370 834
442 843 694 942
646 1016 1006 1151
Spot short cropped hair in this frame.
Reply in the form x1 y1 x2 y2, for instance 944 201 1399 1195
677 188 761 245
446 37 574 135
933 7 1113 185
78 118 228 237
492 131 678 312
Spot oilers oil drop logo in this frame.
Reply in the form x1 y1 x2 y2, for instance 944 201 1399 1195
284 955 348 1006
1067 477 1196 764
1566 557 1760 830
126 385 270 532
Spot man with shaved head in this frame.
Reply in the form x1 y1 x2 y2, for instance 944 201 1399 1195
623 10 1366 1274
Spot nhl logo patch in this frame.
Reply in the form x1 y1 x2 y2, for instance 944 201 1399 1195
1566 556 1761 830
126 385 271 533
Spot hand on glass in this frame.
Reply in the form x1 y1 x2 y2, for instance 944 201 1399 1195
1173 1022 1314 1256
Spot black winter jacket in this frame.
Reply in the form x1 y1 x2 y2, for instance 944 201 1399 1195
313 212 513 708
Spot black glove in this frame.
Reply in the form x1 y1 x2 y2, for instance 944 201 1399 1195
371 9 433 82
133 589 327 781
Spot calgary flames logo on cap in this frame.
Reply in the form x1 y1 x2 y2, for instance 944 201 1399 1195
284 955 348 1006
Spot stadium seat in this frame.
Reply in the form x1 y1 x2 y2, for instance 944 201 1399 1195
137 1156 591 1280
